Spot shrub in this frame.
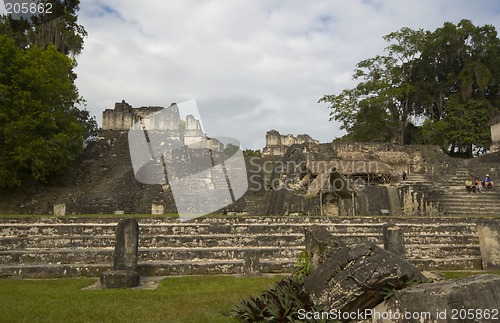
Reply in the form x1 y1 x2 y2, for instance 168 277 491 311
228 251 334 322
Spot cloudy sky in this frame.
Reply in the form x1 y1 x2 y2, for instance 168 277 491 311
4 1 500 149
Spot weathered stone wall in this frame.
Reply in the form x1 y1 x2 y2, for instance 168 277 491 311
477 219 500 270
0 216 484 278
491 115 500 153
102 101 136 130
330 142 430 175
262 130 319 156
102 100 169 131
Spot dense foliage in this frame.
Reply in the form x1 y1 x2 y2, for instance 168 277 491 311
320 20 500 157
0 35 90 187
0 0 87 55
228 276 326 323
0 1 95 187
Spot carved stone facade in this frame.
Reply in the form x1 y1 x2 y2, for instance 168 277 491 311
262 130 319 156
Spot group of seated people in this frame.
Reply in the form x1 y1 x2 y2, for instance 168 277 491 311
465 174 495 193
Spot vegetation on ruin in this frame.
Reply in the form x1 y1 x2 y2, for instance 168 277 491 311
228 250 321 322
321 19 500 157
0 275 283 323
228 275 325 323
0 2 97 188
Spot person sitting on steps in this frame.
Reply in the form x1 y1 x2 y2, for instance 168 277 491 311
465 176 474 194
482 174 495 190
475 177 483 193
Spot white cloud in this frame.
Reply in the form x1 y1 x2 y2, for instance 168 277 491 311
73 0 500 149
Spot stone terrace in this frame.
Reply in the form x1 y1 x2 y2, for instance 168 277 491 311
0 216 486 278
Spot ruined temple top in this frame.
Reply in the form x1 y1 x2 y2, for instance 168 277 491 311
102 100 171 131
262 129 319 156
101 100 222 151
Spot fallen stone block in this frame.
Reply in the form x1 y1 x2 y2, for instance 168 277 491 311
366 274 500 323
304 226 425 313
304 225 346 271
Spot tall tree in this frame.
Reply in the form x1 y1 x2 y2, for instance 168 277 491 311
0 35 89 187
320 27 425 144
321 20 500 155
413 20 500 155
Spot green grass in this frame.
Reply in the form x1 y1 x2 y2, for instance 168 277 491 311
0 275 284 323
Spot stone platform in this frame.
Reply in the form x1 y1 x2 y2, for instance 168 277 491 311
0 216 491 278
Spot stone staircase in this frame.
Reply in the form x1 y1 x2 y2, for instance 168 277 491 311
0 216 484 278
437 168 500 216
403 170 500 217
403 173 430 185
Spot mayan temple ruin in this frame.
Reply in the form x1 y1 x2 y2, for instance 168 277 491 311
1 101 500 317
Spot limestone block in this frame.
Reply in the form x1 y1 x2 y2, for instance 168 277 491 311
366 274 500 323
113 218 139 271
410 152 423 173
383 224 405 257
491 121 500 144
243 251 261 276
53 204 66 216
304 235 425 313
304 226 346 271
477 219 500 270
151 203 164 215
100 270 140 289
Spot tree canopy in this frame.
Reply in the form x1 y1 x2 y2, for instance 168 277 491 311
0 35 90 187
0 1 95 187
0 0 87 55
320 20 500 157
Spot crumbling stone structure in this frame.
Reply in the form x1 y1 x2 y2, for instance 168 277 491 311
262 130 319 156
102 100 163 131
102 100 222 151
0 110 499 217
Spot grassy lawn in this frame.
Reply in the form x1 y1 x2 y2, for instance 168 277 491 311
0 275 284 323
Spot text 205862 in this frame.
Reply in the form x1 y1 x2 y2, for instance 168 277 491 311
5 2 53 15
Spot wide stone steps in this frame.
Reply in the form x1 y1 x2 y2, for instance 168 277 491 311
438 191 500 216
0 246 303 264
406 168 500 216
0 231 478 252
0 221 480 237
0 243 479 266
0 216 488 277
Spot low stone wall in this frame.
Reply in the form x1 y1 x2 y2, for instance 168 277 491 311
0 216 487 278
